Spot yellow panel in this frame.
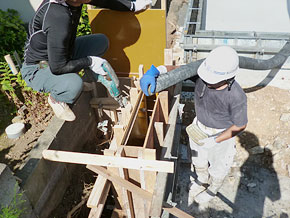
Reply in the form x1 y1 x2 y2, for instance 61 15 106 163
88 9 166 77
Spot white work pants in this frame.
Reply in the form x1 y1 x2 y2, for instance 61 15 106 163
189 117 236 180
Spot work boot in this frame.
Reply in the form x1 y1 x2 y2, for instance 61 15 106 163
195 177 224 204
188 167 209 205
48 95 76 121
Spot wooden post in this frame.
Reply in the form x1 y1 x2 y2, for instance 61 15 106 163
158 91 169 123
4 54 18 75
113 125 125 146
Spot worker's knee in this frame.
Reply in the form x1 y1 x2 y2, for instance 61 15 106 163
61 74 83 104
68 74 83 102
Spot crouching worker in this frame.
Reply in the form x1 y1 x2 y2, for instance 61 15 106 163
21 0 152 121
140 46 248 204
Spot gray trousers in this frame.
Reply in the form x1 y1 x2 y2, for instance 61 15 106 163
21 34 109 104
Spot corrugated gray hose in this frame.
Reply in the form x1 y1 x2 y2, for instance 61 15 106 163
151 41 290 95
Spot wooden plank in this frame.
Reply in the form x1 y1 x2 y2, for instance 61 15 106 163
104 149 125 214
42 150 174 173
163 202 195 218
164 48 173 65
87 165 152 201
138 64 144 78
136 150 148 218
88 181 111 218
158 91 169 123
116 147 135 218
143 98 160 148
150 83 182 217
87 176 107 208
90 97 120 109
120 104 132 127
161 0 166 10
113 125 124 146
123 146 155 159
110 110 118 123
154 122 164 147
129 88 139 106
87 10 166 75
120 91 144 145
87 165 195 218
133 80 141 91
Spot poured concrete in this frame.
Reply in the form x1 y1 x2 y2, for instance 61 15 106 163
205 0 290 32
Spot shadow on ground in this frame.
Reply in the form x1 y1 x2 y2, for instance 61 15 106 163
175 130 286 218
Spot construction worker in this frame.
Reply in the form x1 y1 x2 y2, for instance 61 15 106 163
21 0 151 121
140 46 248 204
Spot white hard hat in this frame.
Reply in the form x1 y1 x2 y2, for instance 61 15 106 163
197 46 239 84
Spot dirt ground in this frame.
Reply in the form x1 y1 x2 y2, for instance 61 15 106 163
176 86 290 218
0 93 53 172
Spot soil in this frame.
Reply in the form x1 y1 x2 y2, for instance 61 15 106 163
0 92 53 172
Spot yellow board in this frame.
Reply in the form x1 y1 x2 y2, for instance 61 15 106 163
88 9 166 77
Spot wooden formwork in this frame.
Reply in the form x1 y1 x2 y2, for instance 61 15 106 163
85 80 182 218
84 5 186 217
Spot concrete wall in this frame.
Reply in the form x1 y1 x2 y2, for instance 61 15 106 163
0 0 42 23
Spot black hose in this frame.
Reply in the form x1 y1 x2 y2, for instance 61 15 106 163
153 41 290 95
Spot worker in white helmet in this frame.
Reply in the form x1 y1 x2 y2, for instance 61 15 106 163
186 46 248 204
140 45 248 204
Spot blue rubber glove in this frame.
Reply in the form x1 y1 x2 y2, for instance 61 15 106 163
140 65 160 96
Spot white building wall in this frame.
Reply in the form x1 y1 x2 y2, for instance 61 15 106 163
0 0 42 23
206 0 290 33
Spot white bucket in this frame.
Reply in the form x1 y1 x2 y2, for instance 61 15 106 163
5 123 25 139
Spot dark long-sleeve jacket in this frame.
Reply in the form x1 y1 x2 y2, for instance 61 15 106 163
24 0 132 75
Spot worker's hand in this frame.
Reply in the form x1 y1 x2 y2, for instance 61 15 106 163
198 137 218 149
133 0 152 12
140 65 161 96
89 56 107 76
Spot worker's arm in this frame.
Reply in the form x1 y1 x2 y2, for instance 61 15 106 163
215 124 247 143
90 0 152 12
45 4 92 75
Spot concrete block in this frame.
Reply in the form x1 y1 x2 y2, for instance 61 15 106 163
14 91 97 218
0 164 37 218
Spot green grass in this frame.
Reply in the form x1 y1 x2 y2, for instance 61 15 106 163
0 185 26 218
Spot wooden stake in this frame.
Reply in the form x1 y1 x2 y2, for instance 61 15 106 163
87 176 108 208
88 181 110 218
116 147 135 218
4 54 18 75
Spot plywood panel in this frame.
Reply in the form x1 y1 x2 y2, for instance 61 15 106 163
88 9 166 76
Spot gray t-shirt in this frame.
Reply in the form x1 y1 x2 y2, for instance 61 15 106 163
194 78 248 129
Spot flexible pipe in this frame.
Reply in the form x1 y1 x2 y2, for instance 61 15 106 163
153 41 290 94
